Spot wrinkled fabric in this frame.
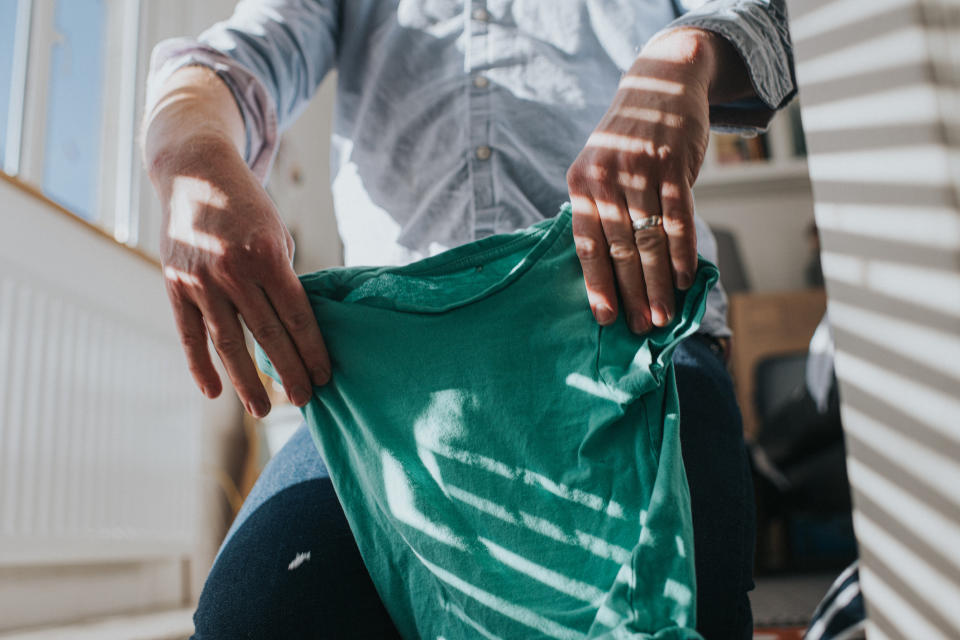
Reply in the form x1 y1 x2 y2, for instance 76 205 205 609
145 0 796 339
256 205 717 639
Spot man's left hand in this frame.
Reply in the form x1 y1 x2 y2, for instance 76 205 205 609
567 28 741 333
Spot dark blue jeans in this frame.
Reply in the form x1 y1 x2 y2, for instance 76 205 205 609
192 335 755 639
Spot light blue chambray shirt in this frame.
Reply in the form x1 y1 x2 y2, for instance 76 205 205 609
146 0 795 338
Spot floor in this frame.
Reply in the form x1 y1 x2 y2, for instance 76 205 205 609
749 570 839 640
754 629 806 640
751 571 837 627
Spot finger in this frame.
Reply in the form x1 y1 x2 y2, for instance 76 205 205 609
236 287 314 408
264 267 331 387
594 195 652 334
170 297 222 399
570 195 618 325
627 187 674 327
201 298 272 418
661 176 697 290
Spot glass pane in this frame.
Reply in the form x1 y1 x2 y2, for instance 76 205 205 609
0 0 19 171
42 0 107 220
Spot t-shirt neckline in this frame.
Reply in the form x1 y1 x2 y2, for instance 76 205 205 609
336 203 573 313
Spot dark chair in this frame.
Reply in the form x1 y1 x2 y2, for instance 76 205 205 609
712 227 752 294
754 352 808 423
751 353 856 572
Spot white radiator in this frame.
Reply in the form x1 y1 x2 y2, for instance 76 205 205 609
0 180 203 567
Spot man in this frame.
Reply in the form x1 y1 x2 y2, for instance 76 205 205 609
142 1 795 637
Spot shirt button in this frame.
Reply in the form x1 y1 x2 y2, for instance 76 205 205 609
472 8 489 22
475 145 492 160
473 75 489 89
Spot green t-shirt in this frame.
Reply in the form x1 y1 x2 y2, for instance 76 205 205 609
257 204 715 639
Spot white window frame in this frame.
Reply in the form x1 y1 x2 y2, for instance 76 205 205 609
3 0 32 175
6 0 172 254
5 0 254 260
14 0 138 225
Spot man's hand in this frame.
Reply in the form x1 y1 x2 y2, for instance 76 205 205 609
143 67 330 417
567 28 753 333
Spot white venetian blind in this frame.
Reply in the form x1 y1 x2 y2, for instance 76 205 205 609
785 0 960 637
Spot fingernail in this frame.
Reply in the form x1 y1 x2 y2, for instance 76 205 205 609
630 315 651 334
311 368 331 386
250 400 270 418
677 271 693 290
652 302 672 326
289 386 312 407
595 304 615 325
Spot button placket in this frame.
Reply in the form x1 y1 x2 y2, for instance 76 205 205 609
467 0 496 232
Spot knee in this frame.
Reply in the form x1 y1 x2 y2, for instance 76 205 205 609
673 340 743 443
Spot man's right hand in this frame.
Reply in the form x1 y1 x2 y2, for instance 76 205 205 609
143 67 330 418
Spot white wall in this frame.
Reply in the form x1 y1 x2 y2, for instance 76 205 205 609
267 75 343 273
695 175 816 292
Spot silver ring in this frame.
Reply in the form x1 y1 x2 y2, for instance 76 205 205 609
631 215 662 232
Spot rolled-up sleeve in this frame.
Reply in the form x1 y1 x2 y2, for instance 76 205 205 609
661 0 796 133
145 0 339 182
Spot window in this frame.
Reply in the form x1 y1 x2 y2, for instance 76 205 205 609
1 0 148 238
0 0 212 259
0 0 25 174
41 0 108 220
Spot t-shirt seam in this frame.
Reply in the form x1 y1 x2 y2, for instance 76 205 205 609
403 233 541 276
333 210 572 312
400 208 570 277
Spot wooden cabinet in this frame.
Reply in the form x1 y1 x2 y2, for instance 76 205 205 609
727 289 827 439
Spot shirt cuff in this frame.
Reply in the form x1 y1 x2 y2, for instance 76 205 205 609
656 1 796 134
145 37 279 184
